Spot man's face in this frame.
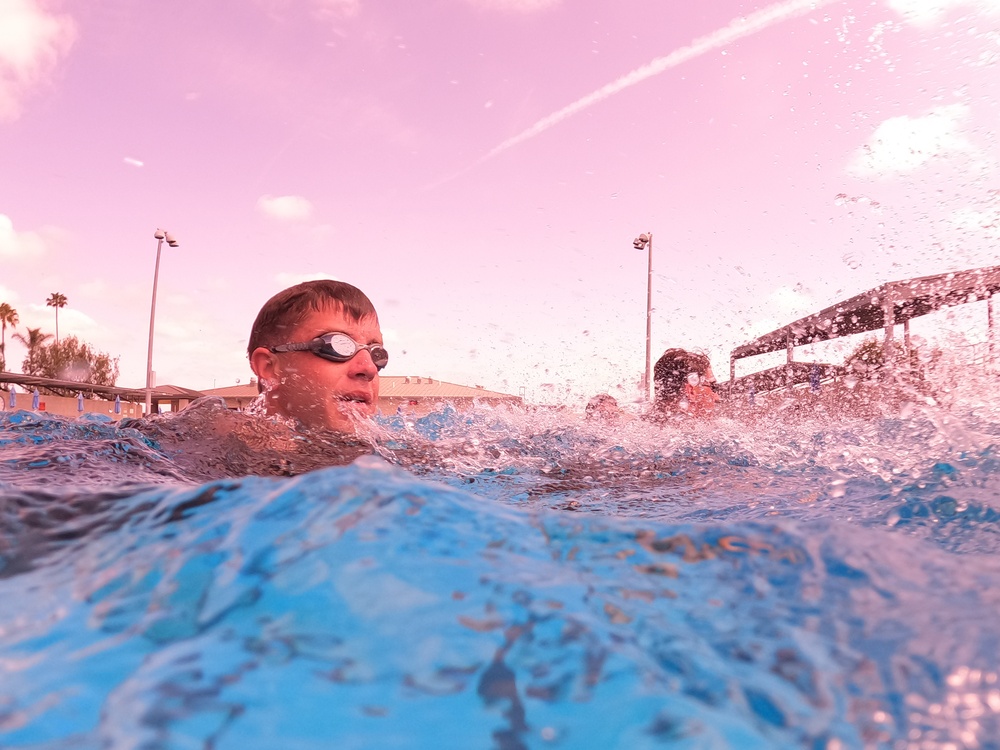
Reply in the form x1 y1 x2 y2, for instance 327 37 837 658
258 304 383 432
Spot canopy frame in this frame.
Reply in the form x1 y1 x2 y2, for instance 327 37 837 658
729 265 1000 380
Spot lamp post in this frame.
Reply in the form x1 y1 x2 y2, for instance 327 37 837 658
145 228 178 415
633 232 653 401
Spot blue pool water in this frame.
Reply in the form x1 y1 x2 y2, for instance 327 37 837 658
2 385 1000 749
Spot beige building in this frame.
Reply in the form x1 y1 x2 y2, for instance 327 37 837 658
1 372 522 421
200 381 261 411
200 376 522 417
378 376 522 416
0 387 144 419
0 373 203 420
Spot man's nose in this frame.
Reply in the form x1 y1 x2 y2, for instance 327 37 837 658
348 350 378 379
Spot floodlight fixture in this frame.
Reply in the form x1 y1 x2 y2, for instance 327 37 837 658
145 228 179 415
634 231 653 401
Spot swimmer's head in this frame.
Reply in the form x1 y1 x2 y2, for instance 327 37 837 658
585 393 621 422
248 280 379 367
248 280 384 432
653 348 714 404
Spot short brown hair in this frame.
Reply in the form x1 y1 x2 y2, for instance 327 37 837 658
247 279 378 358
653 348 711 403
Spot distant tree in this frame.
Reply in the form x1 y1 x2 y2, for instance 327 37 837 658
13 327 52 374
845 337 911 378
0 302 17 370
846 339 883 372
31 336 119 388
46 292 68 343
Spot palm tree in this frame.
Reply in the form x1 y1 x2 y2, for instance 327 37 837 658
12 327 53 375
0 303 17 370
46 293 68 343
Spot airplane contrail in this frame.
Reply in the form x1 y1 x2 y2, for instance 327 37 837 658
481 0 840 163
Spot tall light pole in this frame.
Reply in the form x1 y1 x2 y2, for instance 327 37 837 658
145 228 178 415
633 232 653 401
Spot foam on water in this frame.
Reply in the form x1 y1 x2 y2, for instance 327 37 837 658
2 367 1000 748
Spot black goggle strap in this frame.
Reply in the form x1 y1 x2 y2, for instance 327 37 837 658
270 335 356 358
269 341 316 354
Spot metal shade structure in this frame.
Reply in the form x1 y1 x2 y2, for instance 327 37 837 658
0 371 204 406
725 361 845 398
730 264 1000 380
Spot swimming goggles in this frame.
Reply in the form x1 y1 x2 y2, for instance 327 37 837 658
686 372 718 390
269 332 389 371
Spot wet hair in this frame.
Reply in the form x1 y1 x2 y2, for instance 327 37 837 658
585 393 619 419
248 280 379 390
653 348 711 403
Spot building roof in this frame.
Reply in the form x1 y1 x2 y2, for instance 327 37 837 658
731 264 1000 362
151 384 208 399
0 372 521 407
200 376 522 403
379 376 520 401
724 362 845 395
0 372 204 402
200 382 259 399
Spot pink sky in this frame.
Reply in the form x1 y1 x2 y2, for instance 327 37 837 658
1 0 999 403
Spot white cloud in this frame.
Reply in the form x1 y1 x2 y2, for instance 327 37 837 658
311 0 360 20
123 157 143 167
888 0 1000 23
745 317 782 340
945 204 1000 244
768 285 813 314
846 104 975 178
461 0 560 10
256 194 314 221
0 284 18 305
254 0 360 23
273 271 342 288
44 305 96 334
0 213 49 259
261 0 554 18
0 0 76 121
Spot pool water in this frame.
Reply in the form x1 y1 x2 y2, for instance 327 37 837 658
2 374 1000 749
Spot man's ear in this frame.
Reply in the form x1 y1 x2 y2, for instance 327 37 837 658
250 347 279 388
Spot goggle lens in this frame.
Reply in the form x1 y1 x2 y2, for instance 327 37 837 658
317 333 389 370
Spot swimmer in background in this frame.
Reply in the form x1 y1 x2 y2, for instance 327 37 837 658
585 393 623 424
650 348 720 421
248 280 387 433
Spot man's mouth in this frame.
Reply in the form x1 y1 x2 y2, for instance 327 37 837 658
336 393 372 406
